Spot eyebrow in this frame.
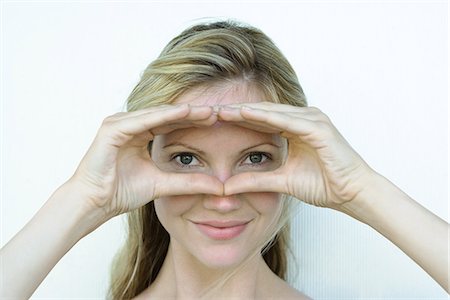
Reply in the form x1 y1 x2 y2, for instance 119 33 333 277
162 142 206 156
162 141 281 155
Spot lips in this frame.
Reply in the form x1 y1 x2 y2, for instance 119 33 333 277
192 220 251 240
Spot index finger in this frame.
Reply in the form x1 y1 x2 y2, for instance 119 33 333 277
99 105 214 147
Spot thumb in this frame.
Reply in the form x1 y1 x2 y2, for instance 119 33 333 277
156 172 224 197
224 171 286 195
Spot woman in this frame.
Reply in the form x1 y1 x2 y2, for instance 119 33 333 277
1 21 448 299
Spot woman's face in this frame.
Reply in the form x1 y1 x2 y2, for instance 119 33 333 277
151 84 287 269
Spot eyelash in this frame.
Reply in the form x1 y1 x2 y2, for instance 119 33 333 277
171 152 272 169
171 152 200 169
242 152 272 166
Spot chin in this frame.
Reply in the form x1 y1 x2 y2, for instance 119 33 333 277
193 242 259 270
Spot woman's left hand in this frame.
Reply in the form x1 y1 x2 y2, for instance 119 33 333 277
218 102 377 210
218 103 450 293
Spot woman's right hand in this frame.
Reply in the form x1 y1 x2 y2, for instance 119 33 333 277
3 104 226 299
69 104 224 221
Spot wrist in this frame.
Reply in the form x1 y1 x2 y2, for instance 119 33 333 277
335 172 404 225
48 180 112 240
0 180 112 299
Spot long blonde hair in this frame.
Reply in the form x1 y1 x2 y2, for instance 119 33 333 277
108 20 307 299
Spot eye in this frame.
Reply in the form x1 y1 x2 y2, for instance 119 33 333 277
242 152 271 166
172 152 200 167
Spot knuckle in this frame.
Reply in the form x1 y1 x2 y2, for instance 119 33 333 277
310 107 331 123
307 106 322 114
100 113 129 131
99 120 117 135
96 121 128 145
102 112 128 124
102 115 118 126
315 120 332 134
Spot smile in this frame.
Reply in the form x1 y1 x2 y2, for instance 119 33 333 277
192 220 251 240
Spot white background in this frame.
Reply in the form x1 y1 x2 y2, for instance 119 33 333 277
1 1 448 299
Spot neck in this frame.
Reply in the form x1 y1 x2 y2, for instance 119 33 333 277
147 240 278 300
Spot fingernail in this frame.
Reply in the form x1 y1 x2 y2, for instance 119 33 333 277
241 106 253 111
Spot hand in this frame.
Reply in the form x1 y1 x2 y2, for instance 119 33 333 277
70 104 224 219
219 102 377 210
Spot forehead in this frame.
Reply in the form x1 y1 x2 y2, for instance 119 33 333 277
174 82 266 106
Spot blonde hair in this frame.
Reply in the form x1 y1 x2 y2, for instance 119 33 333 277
108 20 307 299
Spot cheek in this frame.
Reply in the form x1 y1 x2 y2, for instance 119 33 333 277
247 192 283 218
154 195 198 229
246 192 284 247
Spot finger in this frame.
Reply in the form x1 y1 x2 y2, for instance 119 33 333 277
238 107 354 157
87 106 192 167
124 105 214 134
218 104 310 126
100 105 213 147
237 107 319 138
223 171 287 195
224 120 283 134
222 101 301 111
219 106 316 137
102 104 187 134
221 102 328 122
218 107 283 133
222 101 309 113
184 105 215 119
156 172 224 197
125 103 212 117
112 108 219 154
150 119 218 135
124 130 155 149
112 104 182 120
150 108 218 135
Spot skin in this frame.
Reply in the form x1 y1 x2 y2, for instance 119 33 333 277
152 124 285 269
0 81 448 299
138 84 304 299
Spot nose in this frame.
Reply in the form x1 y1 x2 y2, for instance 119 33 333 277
203 166 241 212
213 167 233 184
203 194 242 212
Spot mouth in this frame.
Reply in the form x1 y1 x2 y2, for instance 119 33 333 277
192 220 251 240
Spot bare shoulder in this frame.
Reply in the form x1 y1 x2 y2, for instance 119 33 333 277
259 274 311 300
280 286 311 300
274 280 311 300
